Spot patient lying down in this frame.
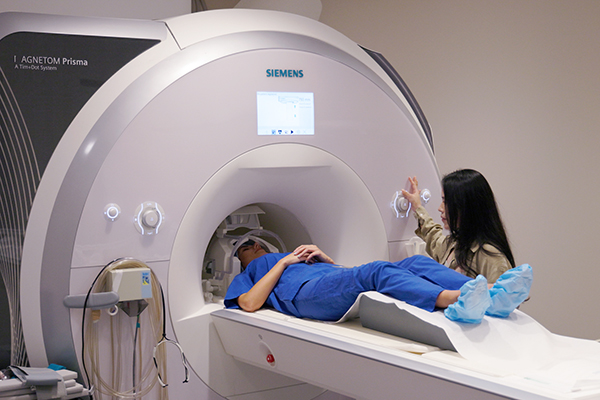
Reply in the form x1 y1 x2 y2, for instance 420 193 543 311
224 242 532 324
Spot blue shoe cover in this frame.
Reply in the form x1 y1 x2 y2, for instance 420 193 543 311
444 275 491 324
486 264 533 318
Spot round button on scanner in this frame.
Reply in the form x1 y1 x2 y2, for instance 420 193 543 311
421 188 432 204
104 203 121 221
134 202 165 235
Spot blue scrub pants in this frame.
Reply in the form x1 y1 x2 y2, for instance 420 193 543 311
292 255 471 321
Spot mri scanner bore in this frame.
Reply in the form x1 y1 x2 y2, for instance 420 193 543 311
1 8 599 400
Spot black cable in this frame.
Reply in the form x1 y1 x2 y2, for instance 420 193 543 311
153 283 189 387
132 313 140 394
159 284 166 339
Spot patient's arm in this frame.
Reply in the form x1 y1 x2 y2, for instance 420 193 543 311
293 244 335 264
237 253 301 312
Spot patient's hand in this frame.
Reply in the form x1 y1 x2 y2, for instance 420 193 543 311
280 252 303 267
293 244 335 264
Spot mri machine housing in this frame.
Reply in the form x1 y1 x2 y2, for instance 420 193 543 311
1 9 592 400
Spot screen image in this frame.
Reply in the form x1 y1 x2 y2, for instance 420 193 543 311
257 91 314 135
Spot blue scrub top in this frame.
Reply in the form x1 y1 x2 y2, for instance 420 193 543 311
224 253 341 317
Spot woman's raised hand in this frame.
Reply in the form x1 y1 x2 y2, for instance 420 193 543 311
401 176 422 210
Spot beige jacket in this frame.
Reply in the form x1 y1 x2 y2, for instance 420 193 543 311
413 205 510 283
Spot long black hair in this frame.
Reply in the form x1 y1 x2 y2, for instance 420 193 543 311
442 169 515 274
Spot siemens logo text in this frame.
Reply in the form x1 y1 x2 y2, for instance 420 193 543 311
266 69 304 78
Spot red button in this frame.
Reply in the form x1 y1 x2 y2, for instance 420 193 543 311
266 354 275 364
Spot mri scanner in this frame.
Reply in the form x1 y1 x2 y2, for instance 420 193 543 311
1 8 599 400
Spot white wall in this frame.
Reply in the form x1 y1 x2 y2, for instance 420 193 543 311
320 0 600 339
2 0 598 339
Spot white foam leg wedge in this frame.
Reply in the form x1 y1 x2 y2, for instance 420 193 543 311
444 275 491 324
486 264 533 318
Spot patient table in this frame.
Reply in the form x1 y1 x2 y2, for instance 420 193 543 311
212 292 600 400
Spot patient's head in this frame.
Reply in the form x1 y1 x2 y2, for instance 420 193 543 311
236 240 269 269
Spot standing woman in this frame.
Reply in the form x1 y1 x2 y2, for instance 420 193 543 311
402 169 515 282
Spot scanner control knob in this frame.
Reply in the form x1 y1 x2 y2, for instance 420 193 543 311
142 209 160 228
397 197 409 212
134 202 164 235
391 191 410 218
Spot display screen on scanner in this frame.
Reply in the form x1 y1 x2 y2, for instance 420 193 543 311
257 91 315 135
